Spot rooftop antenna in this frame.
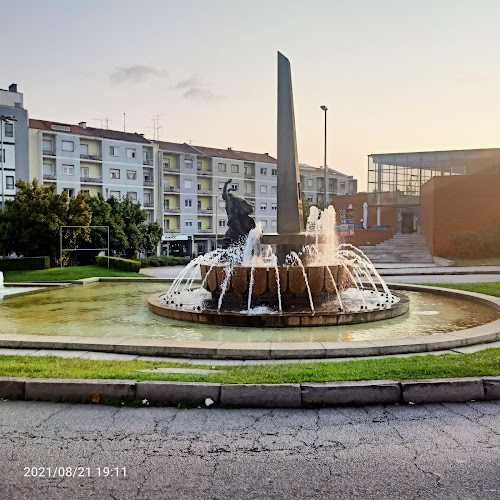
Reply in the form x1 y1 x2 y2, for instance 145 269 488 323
152 114 163 141
93 118 111 129
123 113 126 132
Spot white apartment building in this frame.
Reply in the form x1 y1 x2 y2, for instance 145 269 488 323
29 120 156 222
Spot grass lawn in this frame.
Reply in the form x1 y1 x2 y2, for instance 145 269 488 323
0 348 498 384
428 282 500 298
2 265 150 282
450 257 500 267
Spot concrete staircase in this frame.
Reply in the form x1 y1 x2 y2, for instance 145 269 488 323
359 233 434 264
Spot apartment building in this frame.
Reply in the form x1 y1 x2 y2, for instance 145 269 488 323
0 84 29 207
300 163 358 205
28 120 156 222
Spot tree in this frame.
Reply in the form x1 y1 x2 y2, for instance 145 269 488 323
0 180 91 264
141 221 162 254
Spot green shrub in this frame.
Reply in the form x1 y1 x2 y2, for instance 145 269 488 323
96 256 141 273
450 224 500 258
140 255 186 267
0 256 50 271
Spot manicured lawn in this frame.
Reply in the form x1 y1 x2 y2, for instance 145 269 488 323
451 257 500 267
429 282 500 298
0 348 499 384
2 265 149 282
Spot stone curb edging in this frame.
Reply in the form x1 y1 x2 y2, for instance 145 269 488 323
0 376 498 407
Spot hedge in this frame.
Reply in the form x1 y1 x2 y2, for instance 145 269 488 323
450 224 500 258
0 256 50 272
140 255 187 267
96 256 141 273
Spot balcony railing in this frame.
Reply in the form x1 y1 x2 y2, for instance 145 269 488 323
80 176 103 183
80 154 102 161
43 173 56 180
197 208 213 214
143 158 154 166
164 207 180 213
163 186 180 193
43 149 56 156
143 202 154 208
197 168 213 176
244 173 255 179
143 180 154 187
197 189 213 195
244 192 255 197
164 228 180 233
199 228 213 233
163 166 180 173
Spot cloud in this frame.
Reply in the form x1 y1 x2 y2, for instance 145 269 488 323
110 65 168 84
174 75 223 101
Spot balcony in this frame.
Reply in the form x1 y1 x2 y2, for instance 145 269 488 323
164 228 180 233
197 168 213 176
163 186 180 193
164 207 180 213
197 189 213 195
143 180 154 187
199 228 213 233
143 157 154 166
163 166 180 173
43 149 56 156
80 176 103 183
80 154 102 161
244 192 255 197
197 208 213 214
244 173 255 179
43 173 56 180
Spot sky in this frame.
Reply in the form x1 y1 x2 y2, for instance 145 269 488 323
3 0 500 189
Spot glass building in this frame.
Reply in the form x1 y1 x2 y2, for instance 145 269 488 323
367 148 500 233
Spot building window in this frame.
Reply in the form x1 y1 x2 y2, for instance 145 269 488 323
185 199 192 208
272 169 277 176
218 163 226 172
62 164 74 175
126 148 136 158
218 182 225 190
5 176 14 189
43 163 53 174
185 220 193 227
42 139 53 151
197 183 202 191
164 199 170 209
340 182 346 190
110 190 121 198
62 140 74 152
197 161 202 169
80 144 89 155
231 183 238 191
198 220 202 230
80 189 90 195
127 170 137 180
185 158 193 168
144 193 152 204
184 179 192 189
81 167 89 178
307 196 313 202
63 188 75 197
4 123 13 137
0 149 5 162
260 203 267 210
110 169 120 179
163 159 170 168
307 179 313 187
261 220 267 228
218 200 226 209
231 164 239 173
271 203 277 211
271 186 277 194
110 146 120 156
127 192 137 201
219 219 226 227
260 168 267 175
272 220 277 227
260 185 267 194
164 220 170 230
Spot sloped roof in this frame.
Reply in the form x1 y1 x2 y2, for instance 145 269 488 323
29 119 93 136
86 127 151 144
155 141 200 154
233 150 277 164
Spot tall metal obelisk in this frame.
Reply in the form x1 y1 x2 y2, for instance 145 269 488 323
277 51 304 235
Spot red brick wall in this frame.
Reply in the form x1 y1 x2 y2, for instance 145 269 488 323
420 174 500 256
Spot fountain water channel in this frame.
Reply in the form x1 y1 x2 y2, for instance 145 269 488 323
148 53 409 328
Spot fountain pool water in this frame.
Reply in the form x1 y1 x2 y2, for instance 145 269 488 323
0 271 43 298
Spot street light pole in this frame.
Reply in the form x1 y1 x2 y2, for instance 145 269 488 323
320 105 328 207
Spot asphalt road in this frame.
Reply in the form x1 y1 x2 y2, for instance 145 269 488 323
0 400 499 499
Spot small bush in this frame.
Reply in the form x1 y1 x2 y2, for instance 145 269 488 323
140 255 186 267
96 256 141 273
450 224 500 258
0 256 50 271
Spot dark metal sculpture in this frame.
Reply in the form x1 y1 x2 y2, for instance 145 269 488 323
221 179 256 248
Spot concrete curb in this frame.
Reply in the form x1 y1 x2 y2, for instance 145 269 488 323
1 376 499 407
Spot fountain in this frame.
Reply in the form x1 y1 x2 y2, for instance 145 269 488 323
148 52 409 327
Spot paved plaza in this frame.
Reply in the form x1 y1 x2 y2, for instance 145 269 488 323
0 400 499 499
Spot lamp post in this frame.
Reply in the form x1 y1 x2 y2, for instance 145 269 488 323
320 105 328 207
0 115 17 212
